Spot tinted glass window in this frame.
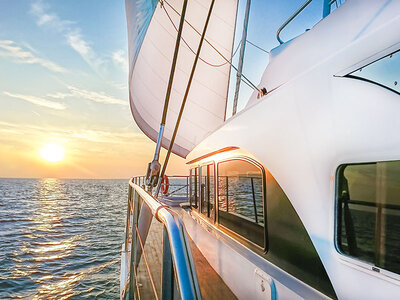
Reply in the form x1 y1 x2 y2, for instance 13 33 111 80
348 49 400 94
265 170 336 298
200 164 215 220
337 161 400 274
217 159 264 247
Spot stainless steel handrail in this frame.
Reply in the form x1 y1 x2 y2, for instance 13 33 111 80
276 0 340 44
276 0 312 44
123 179 201 300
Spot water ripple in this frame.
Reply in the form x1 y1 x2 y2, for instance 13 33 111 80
0 178 127 299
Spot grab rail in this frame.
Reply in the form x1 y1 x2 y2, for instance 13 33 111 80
277 0 312 44
121 178 201 300
277 0 343 44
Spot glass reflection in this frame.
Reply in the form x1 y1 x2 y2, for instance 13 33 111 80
217 159 264 247
349 49 400 94
337 161 400 274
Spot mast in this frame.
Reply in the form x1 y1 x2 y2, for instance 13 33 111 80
232 0 251 116
145 0 188 187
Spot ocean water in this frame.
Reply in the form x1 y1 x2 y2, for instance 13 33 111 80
0 178 128 299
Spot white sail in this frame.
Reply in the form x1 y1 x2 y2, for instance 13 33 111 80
126 0 238 158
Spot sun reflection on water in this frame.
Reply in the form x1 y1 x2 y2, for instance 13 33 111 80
1 178 125 299
32 260 118 300
13 178 82 297
33 179 66 232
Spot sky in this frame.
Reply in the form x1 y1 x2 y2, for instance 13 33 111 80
226 0 332 115
0 0 189 178
0 0 330 179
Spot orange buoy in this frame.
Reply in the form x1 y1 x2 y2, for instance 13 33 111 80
161 175 169 195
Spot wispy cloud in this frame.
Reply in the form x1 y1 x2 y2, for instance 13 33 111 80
3 91 66 110
67 32 90 56
0 40 66 73
30 0 73 29
0 120 146 145
67 86 127 106
112 50 128 71
47 86 128 106
45 92 69 99
109 81 128 91
66 31 104 71
30 1 104 73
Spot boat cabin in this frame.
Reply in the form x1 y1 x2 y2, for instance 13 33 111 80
186 147 336 298
121 0 400 299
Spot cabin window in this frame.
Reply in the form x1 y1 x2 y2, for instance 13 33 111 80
217 159 264 247
337 161 400 275
347 49 400 94
190 167 199 209
200 164 215 220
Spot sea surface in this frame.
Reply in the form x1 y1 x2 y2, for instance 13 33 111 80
0 178 128 299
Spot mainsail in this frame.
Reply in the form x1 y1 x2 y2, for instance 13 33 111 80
126 0 238 158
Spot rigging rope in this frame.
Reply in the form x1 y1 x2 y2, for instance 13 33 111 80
156 0 216 196
161 3 240 68
246 39 269 54
161 0 261 93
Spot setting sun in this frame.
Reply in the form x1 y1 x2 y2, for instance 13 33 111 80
39 144 65 163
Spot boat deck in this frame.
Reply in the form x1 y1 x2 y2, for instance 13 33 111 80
187 235 237 300
134 215 236 299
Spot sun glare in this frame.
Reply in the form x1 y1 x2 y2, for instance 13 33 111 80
40 144 65 163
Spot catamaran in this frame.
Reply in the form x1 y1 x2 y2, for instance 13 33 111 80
120 0 400 299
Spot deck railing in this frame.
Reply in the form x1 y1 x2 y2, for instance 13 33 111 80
277 0 346 44
161 175 189 198
121 178 201 300
132 175 189 198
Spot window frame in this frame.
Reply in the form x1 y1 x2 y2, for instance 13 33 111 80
334 161 400 282
189 167 200 210
216 156 267 251
199 163 216 222
344 48 400 96
190 156 336 296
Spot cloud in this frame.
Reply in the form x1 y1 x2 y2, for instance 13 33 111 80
109 81 128 91
66 31 104 71
67 32 90 56
47 86 128 106
3 91 66 110
67 86 127 106
0 120 146 145
112 50 128 71
45 92 69 99
0 40 66 73
30 1 104 73
30 0 73 30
